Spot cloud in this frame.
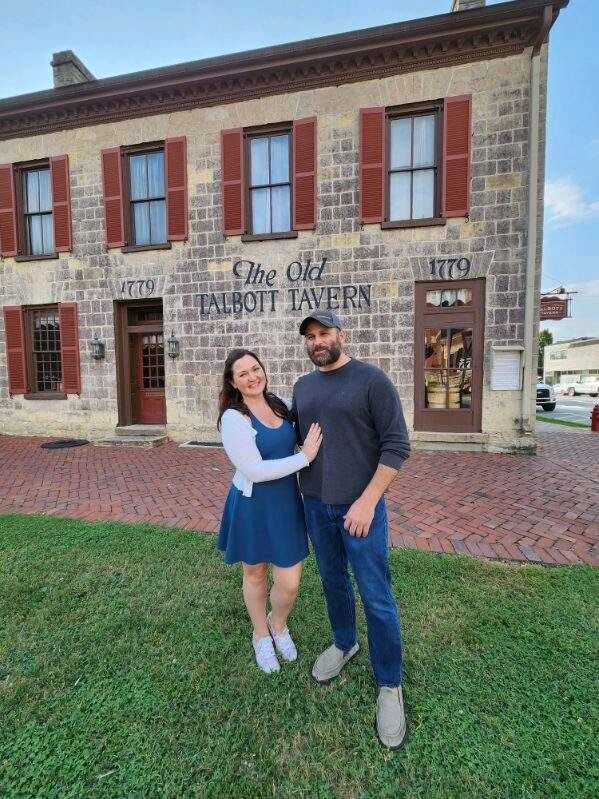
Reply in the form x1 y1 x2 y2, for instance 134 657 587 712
544 177 599 228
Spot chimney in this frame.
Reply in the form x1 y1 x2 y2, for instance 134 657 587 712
451 0 486 11
51 50 95 88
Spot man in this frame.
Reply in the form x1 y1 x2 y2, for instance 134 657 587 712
292 311 411 750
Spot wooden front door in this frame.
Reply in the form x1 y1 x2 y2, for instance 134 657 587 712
133 331 166 424
414 279 485 433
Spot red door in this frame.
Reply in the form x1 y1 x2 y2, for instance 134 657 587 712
134 332 166 424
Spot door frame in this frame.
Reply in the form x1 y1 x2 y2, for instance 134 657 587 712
413 278 485 433
114 299 164 426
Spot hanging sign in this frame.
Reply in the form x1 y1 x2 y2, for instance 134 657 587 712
540 296 568 320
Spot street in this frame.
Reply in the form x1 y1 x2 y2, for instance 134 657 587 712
538 395 597 425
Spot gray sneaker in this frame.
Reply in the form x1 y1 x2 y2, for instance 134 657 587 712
312 643 359 684
376 686 407 750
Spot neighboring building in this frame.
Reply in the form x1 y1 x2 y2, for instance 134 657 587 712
0 0 568 452
544 338 599 385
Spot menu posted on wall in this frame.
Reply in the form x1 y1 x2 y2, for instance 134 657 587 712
491 349 523 391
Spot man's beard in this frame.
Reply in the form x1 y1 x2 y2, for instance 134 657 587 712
307 340 342 366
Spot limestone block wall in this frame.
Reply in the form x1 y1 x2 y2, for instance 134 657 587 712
0 47 547 452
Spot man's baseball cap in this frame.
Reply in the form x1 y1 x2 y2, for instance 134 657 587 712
299 311 343 335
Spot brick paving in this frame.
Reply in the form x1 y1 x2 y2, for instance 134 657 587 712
0 428 597 566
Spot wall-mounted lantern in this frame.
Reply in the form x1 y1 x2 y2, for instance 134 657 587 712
167 331 180 359
91 334 106 361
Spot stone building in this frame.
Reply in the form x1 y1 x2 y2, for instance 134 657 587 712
0 0 568 452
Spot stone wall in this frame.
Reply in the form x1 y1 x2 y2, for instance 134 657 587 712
0 47 547 451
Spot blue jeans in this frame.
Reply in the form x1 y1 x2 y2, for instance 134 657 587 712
303 496 402 687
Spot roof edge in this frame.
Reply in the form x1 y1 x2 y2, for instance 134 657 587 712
0 0 568 141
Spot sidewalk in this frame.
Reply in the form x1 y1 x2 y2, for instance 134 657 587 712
0 428 597 566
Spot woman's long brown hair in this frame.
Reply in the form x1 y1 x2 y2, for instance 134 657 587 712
217 348 291 429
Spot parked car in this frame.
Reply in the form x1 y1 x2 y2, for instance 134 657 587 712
559 378 599 397
536 380 556 411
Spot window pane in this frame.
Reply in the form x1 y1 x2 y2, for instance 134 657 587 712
38 169 52 211
250 137 269 186
448 329 473 369
149 200 166 243
390 118 412 169
32 308 61 393
41 213 54 253
426 291 442 308
447 369 472 409
271 185 290 232
412 169 434 219
440 290 456 307
425 370 447 409
424 327 450 372
270 134 290 184
25 171 39 213
130 155 148 201
389 172 411 221
147 152 165 198
28 215 43 254
133 202 151 245
413 115 435 167
251 187 270 234
456 289 472 306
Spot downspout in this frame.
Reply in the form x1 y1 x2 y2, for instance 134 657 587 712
521 5 552 437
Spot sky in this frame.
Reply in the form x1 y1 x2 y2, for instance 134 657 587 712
1 0 596 342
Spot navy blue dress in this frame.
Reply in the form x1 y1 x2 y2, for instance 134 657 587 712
218 414 308 567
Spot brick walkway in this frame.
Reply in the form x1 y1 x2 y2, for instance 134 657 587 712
0 429 597 566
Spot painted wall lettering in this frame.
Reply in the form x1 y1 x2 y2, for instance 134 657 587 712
429 258 471 280
120 279 156 298
196 258 371 317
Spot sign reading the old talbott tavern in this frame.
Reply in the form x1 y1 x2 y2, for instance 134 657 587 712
195 258 372 317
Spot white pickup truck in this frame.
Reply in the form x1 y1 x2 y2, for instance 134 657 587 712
560 378 599 397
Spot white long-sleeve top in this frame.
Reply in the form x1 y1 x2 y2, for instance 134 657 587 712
220 407 309 498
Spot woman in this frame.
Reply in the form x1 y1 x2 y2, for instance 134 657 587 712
217 349 322 674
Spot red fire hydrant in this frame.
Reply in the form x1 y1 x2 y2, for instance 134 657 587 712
592 405 599 432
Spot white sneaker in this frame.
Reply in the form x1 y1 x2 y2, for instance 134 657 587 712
267 612 298 662
252 634 280 673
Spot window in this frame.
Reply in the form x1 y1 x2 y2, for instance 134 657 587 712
388 109 439 222
414 279 484 433
0 157 72 259
2 303 81 398
220 119 316 238
248 131 291 234
359 96 471 226
100 138 187 250
22 167 54 255
128 150 166 246
28 306 62 392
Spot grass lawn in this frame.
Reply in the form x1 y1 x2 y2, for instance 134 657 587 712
1 514 597 799
536 415 590 429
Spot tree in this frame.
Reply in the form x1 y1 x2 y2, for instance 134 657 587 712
538 329 553 372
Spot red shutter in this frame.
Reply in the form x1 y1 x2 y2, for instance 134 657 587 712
2 306 28 394
220 128 245 235
0 164 17 257
442 95 472 218
293 117 317 230
165 136 188 241
101 147 125 247
58 302 81 395
50 155 72 252
359 107 386 224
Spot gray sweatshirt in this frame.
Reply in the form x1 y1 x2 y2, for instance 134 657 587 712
291 358 410 505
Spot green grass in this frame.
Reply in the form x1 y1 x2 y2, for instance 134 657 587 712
0 514 597 799
536 415 590 429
